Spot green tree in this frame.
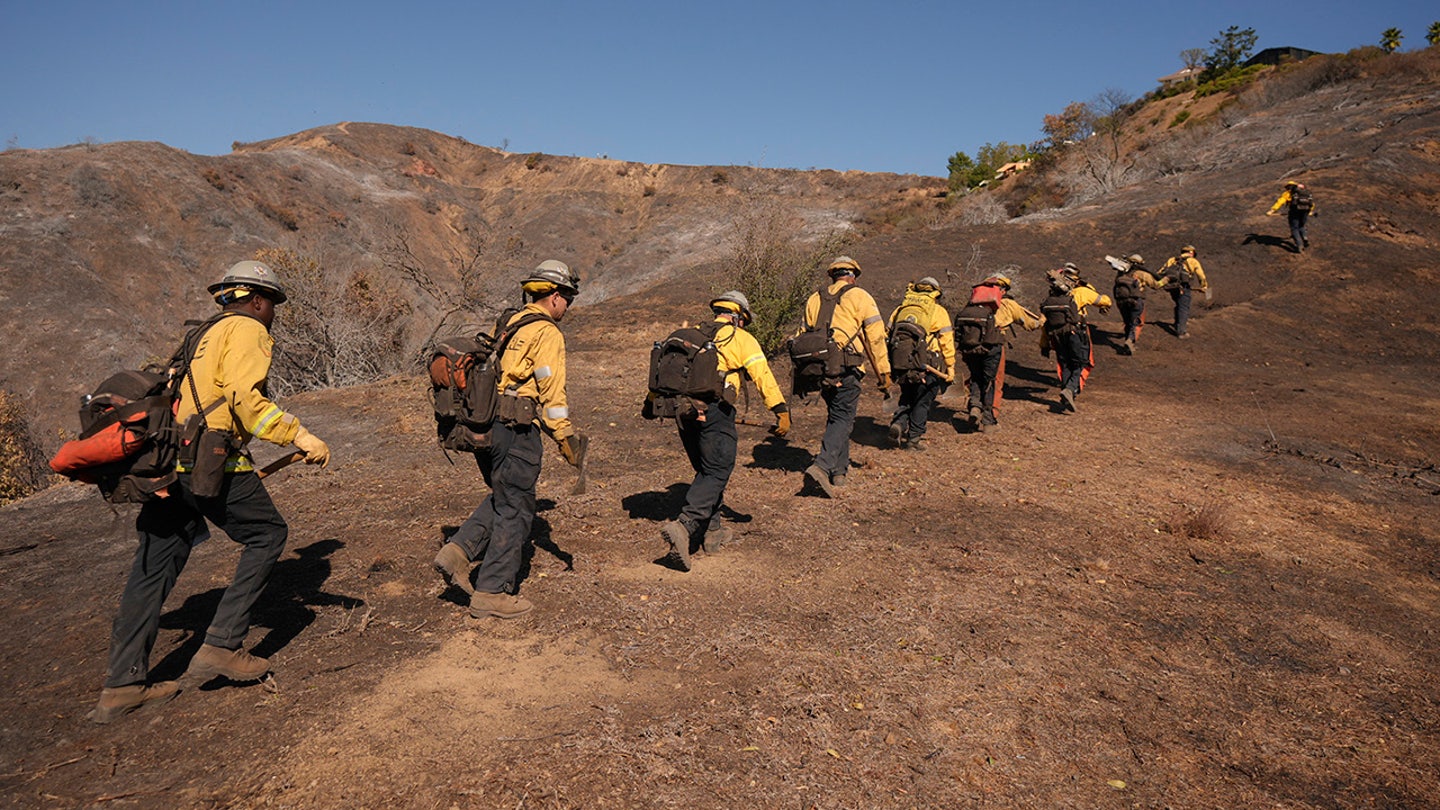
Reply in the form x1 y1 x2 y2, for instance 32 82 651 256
1380 27 1403 53
947 151 977 192
1428 21 1440 46
1205 25 1258 72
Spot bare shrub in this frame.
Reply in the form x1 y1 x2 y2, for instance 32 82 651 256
381 224 525 355
257 248 411 395
1164 502 1233 541
722 205 852 356
956 192 1009 225
0 390 45 503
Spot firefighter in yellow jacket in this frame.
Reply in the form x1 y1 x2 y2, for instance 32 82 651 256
1266 180 1316 253
1157 245 1209 339
433 260 586 619
92 260 331 723
959 274 1039 431
1039 266 1111 413
886 277 955 451
801 256 890 498
656 292 789 571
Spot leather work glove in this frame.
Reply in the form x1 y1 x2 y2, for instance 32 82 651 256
876 372 891 396
293 427 330 468
558 433 585 467
1204 288 1213 302
770 409 791 438
1098 304 1111 314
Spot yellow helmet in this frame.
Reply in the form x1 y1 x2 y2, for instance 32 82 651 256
983 274 1012 289
1125 254 1144 265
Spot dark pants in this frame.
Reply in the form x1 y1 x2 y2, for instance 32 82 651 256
891 372 944 439
815 370 861 478
1053 326 1094 396
1117 298 1145 343
106 471 287 688
1289 211 1310 250
963 346 1004 417
450 421 542 595
676 400 737 534
1170 286 1193 336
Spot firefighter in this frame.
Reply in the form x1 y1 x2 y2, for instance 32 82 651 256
432 260 587 619
799 256 890 497
655 291 789 570
91 260 331 723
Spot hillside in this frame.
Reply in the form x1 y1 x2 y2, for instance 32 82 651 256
1 49 1439 808
0 123 939 439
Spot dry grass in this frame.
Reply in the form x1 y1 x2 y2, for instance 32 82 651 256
1164 502 1233 541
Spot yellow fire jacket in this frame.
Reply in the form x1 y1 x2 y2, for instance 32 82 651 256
1159 255 1209 291
1037 285 1112 350
498 304 574 441
887 290 956 375
1268 188 1316 216
712 318 786 411
178 312 301 472
802 279 891 376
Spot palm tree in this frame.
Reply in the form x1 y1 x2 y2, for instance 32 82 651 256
1380 27 1403 53
1427 21 1440 47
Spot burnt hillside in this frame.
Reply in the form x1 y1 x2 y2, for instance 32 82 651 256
0 122 938 439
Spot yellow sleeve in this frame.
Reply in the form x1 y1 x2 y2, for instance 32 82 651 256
1188 257 1208 290
221 319 300 446
931 306 956 371
996 298 1040 330
721 326 786 410
1267 191 1290 214
852 289 891 376
502 315 574 441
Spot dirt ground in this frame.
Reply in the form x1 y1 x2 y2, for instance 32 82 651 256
3 61 1440 809
3 264 1438 808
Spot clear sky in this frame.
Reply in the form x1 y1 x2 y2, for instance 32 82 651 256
2 0 1433 177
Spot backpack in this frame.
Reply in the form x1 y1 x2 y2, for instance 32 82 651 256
1040 290 1080 337
428 309 551 453
648 320 726 407
1291 186 1314 214
788 285 854 393
48 314 228 504
1163 259 1193 288
1112 273 1141 303
955 302 1005 355
887 320 931 383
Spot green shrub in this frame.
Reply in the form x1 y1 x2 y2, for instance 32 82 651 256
1169 110 1191 127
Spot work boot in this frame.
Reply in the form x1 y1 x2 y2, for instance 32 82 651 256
804 463 835 499
831 473 847 488
887 422 904 448
1123 338 1135 355
432 541 474 595
1177 333 1191 340
982 411 999 428
89 681 180 724
469 591 534 619
905 437 926 452
703 524 734 553
1060 388 1077 412
968 405 983 430
187 643 271 682
661 520 692 571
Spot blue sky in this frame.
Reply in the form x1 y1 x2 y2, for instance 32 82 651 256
2 1 1433 176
